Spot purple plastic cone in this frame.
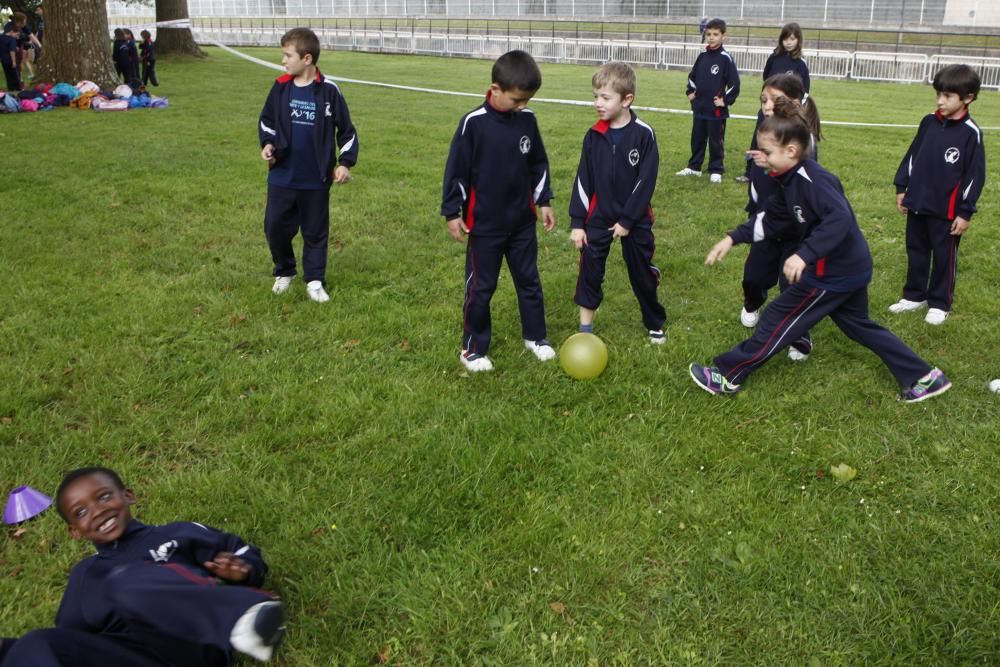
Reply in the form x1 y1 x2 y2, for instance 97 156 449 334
4 486 53 525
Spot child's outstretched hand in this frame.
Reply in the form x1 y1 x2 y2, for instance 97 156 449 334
783 254 807 284
539 206 556 232
204 552 252 583
447 217 468 242
705 236 733 265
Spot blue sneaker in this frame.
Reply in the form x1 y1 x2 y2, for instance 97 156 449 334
688 363 741 395
900 368 951 403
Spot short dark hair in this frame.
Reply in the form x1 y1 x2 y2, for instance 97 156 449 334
55 467 126 522
706 18 727 33
281 27 321 65
933 64 980 102
492 50 542 93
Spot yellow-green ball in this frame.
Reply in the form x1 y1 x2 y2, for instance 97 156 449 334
559 333 608 380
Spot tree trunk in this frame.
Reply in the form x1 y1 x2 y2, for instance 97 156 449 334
34 0 118 88
155 0 204 57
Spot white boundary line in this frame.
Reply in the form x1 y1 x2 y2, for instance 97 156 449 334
170 36 1000 132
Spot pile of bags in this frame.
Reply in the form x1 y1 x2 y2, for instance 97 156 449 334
0 80 168 113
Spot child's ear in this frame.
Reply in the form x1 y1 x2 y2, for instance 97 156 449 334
962 93 976 106
124 488 137 506
67 524 83 540
622 93 635 108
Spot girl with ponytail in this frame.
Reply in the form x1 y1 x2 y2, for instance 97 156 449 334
689 97 952 404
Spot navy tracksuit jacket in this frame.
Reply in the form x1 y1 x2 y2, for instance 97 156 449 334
140 38 157 87
258 70 358 285
893 110 985 310
441 94 554 355
717 159 932 388
685 45 740 174
568 112 665 331
0 520 275 667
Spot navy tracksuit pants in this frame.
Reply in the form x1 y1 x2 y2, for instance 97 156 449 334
462 225 547 355
688 117 727 174
741 237 794 313
715 281 931 388
742 110 765 178
264 184 331 285
0 562 273 667
902 212 960 311
574 224 666 331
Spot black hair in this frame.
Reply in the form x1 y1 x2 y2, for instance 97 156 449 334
932 64 980 102
705 18 727 33
114 28 125 39
758 96 813 158
775 23 803 59
281 27 321 65
55 467 126 522
492 50 542 93
762 72 822 142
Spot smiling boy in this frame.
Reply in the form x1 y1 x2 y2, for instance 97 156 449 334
0 467 284 666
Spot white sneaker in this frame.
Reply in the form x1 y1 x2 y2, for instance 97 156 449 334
460 350 494 372
888 299 927 314
925 308 948 325
305 280 329 303
989 379 1000 394
230 601 285 662
709 173 723 184
271 276 292 295
524 339 556 361
788 348 809 361
675 167 702 177
740 307 759 328
648 329 666 345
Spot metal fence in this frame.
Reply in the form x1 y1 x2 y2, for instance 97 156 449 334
145 17 998 88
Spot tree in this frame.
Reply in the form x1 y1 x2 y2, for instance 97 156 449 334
34 0 118 88
155 0 203 57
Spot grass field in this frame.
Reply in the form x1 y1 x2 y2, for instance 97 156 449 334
1 48 998 665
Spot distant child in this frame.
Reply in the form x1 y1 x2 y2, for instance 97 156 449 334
1 21 20 91
112 28 126 82
690 98 951 403
0 467 285 666
568 62 666 344
737 22 810 183
889 64 985 325
738 73 822 367
258 27 358 303
140 29 158 87
123 28 141 88
442 49 557 372
676 18 740 183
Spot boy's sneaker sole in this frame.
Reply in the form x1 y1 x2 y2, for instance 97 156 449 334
230 600 285 662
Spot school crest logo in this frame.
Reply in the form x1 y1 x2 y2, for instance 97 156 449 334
149 540 178 563
519 136 531 154
793 206 806 224
324 102 332 117
710 64 720 75
944 147 960 164
628 149 640 166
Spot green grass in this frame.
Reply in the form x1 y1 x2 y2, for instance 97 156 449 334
1 48 999 665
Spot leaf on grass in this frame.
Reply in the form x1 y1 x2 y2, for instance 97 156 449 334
310 526 326 537
484 578 494 591
400 339 411 352
369 645 390 664
548 601 565 615
341 339 361 352
830 463 858 483
0 415 13 425
228 314 248 326
12 528 27 540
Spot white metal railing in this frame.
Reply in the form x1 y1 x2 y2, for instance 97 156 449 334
105 17 1000 89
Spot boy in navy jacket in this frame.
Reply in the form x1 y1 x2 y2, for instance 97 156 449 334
1 22 20 92
569 62 666 344
690 99 951 403
441 50 556 372
890 65 985 326
259 27 358 303
676 18 740 183
140 30 158 87
0 467 284 666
